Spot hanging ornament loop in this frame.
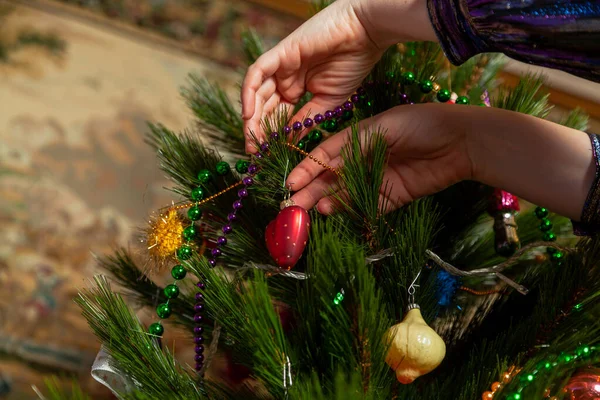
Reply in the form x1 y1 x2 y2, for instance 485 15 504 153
407 270 421 308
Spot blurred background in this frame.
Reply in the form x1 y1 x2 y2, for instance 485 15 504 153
0 0 598 398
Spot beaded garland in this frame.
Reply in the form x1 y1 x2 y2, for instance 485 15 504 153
147 72 476 373
534 207 563 264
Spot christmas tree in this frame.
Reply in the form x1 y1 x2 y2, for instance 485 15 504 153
62 4 600 400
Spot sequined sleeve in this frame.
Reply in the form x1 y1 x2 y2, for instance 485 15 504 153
572 134 600 236
427 0 600 82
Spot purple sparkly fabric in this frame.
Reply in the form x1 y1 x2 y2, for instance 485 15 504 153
427 0 600 82
573 134 600 235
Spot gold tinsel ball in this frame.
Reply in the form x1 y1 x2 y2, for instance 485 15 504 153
384 307 446 384
147 209 185 259
491 382 502 391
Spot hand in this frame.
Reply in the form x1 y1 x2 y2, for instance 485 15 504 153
286 104 473 213
241 0 436 154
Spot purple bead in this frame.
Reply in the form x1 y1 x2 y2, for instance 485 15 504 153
260 142 270 152
255 152 264 159
343 101 353 110
196 282 205 290
243 177 254 186
409 102 415 105
222 224 233 234
270 131 279 140
351 94 359 103
314 114 324 123
195 362 203 371
283 125 292 134
194 303 205 312
195 354 205 362
334 106 343 117
238 188 248 198
233 200 243 210
194 336 204 344
324 110 333 120
303 118 313 128
399 93 409 104
385 81 391 85
195 292 204 301
211 248 222 258
292 121 302 131
227 213 237 222
217 236 227 246
194 314 204 323
357 87 365 95
208 258 216 267
194 344 204 353
194 326 204 335
247 164 258 175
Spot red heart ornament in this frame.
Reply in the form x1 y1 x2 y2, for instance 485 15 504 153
265 205 310 270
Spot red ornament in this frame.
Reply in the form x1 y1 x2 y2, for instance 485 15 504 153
489 189 520 213
564 367 600 400
265 205 310 270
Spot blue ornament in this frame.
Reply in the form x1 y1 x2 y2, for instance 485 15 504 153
435 270 461 307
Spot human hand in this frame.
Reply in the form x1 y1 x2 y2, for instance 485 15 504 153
286 104 472 214
241 0 436 154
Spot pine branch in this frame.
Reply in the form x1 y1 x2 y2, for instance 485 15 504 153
560 108 589 131
16 31 66 57
181 75 245 154
309 0 334 16
492 74 553 117
75 276 203 399
39 378 92 400
241 30 264 65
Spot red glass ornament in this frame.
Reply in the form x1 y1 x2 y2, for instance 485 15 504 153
265 205 310 270
564 367 600 400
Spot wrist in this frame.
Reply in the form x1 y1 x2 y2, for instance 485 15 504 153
352 0 438 48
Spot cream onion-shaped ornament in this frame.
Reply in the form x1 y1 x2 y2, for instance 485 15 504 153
385 272 446 384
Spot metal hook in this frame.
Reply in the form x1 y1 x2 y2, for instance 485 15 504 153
407 270 421 305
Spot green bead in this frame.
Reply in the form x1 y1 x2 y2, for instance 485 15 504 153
385 71 395 79
177 245 193 260
323 119 338 133
526 374 534 382
215 161 230 176
297 139 307 150
539 218 553 231
436 89 451 102
513 394 521 400
171 265 187 280
543 231 557 241
235 159 249 174
191 187 205 201
455 96 470 105
551 251 564 262
148 322 164 336
535 206 549 219
164 284 180 299
366 100 373 108
308 129 323 143
156 303 172 319
418 80 433 93
187 205 202 221
402 71 416 85
333 298 340 305
182 225 196 241
197 169 212 184
342 110 353 121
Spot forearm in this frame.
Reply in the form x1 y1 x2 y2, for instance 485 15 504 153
460 106 595 221
355 0 438 47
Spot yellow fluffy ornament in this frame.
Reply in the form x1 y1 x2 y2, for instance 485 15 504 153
385 304 446 384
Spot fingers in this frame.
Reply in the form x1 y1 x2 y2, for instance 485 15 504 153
288 95 352 141
289 157 342 209
241 50 281 120
244 77 277 153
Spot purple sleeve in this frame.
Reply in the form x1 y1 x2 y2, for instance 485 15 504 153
573 134 600 236
427 0 600 82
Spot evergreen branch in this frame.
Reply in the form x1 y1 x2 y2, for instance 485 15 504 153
37 378 91 400
98 249 197 331
16 31 66 57
492 74 553 117
309 0 334 16
181 75 245 153
241 30 264 65
75 276 202 399
560 108 589 131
